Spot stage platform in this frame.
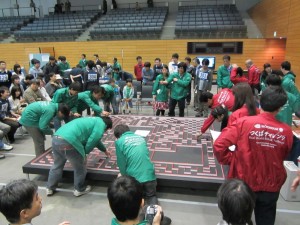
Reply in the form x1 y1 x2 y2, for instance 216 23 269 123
23 116 226 190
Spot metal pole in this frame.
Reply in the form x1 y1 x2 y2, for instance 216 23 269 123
16 0 20 16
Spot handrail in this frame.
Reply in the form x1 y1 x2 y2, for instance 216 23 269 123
0 6 40 18
178 0 233 7
114 1 169 9
48 4 101 14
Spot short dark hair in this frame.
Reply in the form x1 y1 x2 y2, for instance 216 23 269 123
155 58 161 62
87 60 95 69
177 62 187 72
218 179 255 225
202 58 209 66
94 54 99 57
101 116 113 130
49 72 56 78
25 74 34 81
91 85 105 95
260 86 287 112
136 56 142 60
211 105 228 119
29 79 40 86
265 74 282 86
144 62 151 67
58 103 70 119
33 59 40 64
109 78 116 84
172 53 179 59
126 79 132 84
107 176 143 222
223 55 231 61
49 56 55 61
199 92 213 103
0 60 6 64
236 67 244 76
0 179 38 224
11 86 22 100
263 63 271 70
194 57 200 65
11 75 20 84
114 124 130 138
0 86 9 97
113 57 118 61
281 61 291 71
69 82 82 92
185 56 191 63
82 54 86 58
61 56 67 61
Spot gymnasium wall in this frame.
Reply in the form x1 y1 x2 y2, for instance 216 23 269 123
0 38 285 75
249 0 300 86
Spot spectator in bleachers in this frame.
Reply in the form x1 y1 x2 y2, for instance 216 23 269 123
79 54 87 69
185 56 194 105
21 74 34 91
94 54 101 65
58 56 71 81
113 57 122 71
142 62 154 85
122 79 134 114
214 87 293 225
168 53 180 74
84 60 100 91
281 61 300 100
112 0 117 9
152 64 169 116
45 73 63 98
10 75 24 94
134 56 143 82
147 0 154 7
103 0 107 14
0 61 12 89
230 64 248 85
29 59 43 79
70 64 84 90
12 64 25 80
109 79 121 115
161 62 191 117
245 59 261 95
194 58 213 118
8 86 27 116
43 56 59 83
135 2 141 11
0 86 20 143
65 0 71 12
217 55 233 90
23 79 47 104
153 58 164 80
217 179 255 225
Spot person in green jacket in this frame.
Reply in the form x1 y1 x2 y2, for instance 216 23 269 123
20 101 70 157
113 57 122 71
281 61 300 100
51 82 82 130
108 176 163 225
217 55 233 89
152 64 169 116
114 124 157 205
78 54 87 69
101 83 115 112
46 116 112 197
161 62 191 117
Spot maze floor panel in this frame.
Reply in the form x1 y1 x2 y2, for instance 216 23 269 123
23 116 226 189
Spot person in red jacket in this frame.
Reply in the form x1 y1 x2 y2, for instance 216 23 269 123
227 82 259 126
230 64 248 85
245 59 261 94
134 56 143 81
197 88 235 138
213 86 293 225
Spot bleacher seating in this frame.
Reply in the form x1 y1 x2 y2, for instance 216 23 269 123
0 16 34 41
90 7 168 40
14 11 101 42
175 4 247 39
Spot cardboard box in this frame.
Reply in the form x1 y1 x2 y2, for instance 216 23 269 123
280 161 300 201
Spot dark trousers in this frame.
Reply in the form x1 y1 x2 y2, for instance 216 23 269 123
2 120 19 142
251 83 261 95
254 191 279 225
142 180 158 205
286 135 300 165
186 82 191 103
168 97 186 117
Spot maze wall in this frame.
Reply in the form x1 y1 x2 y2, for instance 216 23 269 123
23 116 226 188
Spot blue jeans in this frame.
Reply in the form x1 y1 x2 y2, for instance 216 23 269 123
53 115 74 131
47 136 87 191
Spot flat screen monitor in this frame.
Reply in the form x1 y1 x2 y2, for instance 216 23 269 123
196 56 216 70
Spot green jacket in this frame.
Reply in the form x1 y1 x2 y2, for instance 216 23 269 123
166 72 191 100
282 72 300 100
52 87 78 113
113 62 122 71
55 117 107 157
152 74 169 102
276 92 300 126
217 65 233 89
115 131 156 183
79 59 87 69
111 218 147 225
101 84 114 103
58 62 70 77
20 101 58 135
77 91 102 116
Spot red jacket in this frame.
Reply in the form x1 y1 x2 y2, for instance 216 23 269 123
227 105 260 126
134 63 144 81
201 88 235 133
247 65 260 86
230 67 248 85
214 113 293 192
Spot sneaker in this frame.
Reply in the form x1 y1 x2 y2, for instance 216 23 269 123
46 188 54 196
1 144 13 151
73 185 92 197
0 154 5 159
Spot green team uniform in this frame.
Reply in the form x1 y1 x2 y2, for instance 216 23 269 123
152 74 169 102
282 72 300 100
166 72 191 100
52 87 78 113
276 92 300 126
217 65 233 89
77 91 102 116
